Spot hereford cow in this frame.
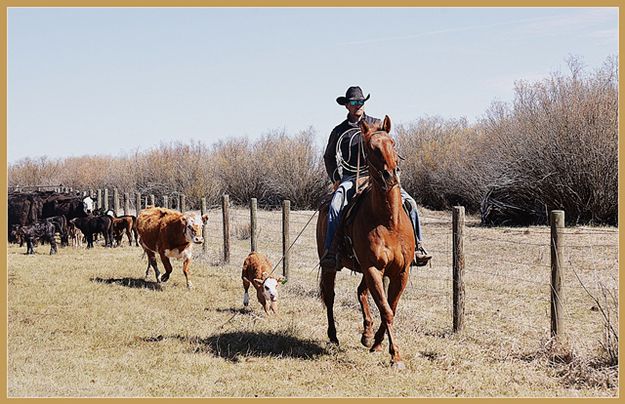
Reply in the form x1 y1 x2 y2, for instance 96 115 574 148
106 210 139 247
18 221 57 255
70 215 113 248
137 207 208 289
241 252 285 315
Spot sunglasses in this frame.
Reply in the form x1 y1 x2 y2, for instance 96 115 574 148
348 100 366 106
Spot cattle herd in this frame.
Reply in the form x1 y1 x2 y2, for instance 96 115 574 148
8 190 145 250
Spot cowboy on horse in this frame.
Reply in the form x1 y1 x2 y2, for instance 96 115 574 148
319 86 432 271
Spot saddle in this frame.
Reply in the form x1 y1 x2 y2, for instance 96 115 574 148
322 177 416 272
321 177 372 271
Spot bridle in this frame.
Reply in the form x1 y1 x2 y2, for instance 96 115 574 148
363 131 401 192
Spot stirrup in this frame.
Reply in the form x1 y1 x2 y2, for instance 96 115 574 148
412 243 432 267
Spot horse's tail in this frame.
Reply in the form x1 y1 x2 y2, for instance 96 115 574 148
318 268 337 308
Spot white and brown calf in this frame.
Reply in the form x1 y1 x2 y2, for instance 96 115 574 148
241 252 284 314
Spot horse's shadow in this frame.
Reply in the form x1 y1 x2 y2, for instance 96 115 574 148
143 331 327 362
91 277 162 291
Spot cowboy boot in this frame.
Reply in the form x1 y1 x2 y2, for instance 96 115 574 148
412 241 432 267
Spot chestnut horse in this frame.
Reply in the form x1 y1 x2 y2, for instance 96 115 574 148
316 115 415 369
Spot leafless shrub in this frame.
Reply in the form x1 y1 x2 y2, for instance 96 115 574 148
396 116 488 212
255 128 328 209
480 55 618 226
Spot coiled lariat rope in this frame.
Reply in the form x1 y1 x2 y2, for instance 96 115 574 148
335 128 369 180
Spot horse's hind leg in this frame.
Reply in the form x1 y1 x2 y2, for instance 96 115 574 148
320 269 339 344
357 276 375 348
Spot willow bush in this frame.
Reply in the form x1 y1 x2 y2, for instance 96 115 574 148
9 56 617 224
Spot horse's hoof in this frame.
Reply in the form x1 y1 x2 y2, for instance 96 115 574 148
160 274 170 282
329 337 339 345
361 335 374 348
391 361 406 370
369 343 383 352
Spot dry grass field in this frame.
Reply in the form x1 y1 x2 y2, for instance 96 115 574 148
7 207 619 397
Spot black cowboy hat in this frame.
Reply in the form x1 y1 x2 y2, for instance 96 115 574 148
336 86 371 105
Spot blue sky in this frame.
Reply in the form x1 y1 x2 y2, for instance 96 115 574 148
7 7 618 163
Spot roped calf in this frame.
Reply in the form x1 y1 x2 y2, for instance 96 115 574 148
241 251 285 315
18 221 57 255
137 207 208 289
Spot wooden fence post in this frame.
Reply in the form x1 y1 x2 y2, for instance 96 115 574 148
103 189 109 211
149 194 155 207
222 194 230 264
113 188 120 215
180 195 186 212
453 206 465 333
97 189 102 210
550 210 565 338
135 192 142 215
163 195 169 209
282 200 290 280
250 198 257 252
123 192 130 216
201 197 208 254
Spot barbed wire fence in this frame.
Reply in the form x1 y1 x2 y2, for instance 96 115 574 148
9 186 619 358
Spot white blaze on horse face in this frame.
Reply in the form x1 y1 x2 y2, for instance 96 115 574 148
183 214 204 244
82 197 94 214
263 278 279 302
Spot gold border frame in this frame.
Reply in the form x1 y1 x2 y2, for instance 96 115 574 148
1 3 621 402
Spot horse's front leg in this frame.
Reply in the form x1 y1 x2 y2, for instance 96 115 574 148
357 276 374 348
320 269 339 344
363 266 397 363
385 270 410 369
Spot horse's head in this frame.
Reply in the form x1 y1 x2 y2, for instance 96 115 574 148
360 115 401 192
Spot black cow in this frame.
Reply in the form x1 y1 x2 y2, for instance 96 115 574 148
8 191 93 244
42 195 94 221
70 216 113 248
18 221 57 255
8 192 45 227
45 215 69 246
9 224 23 245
